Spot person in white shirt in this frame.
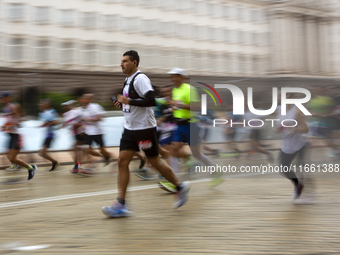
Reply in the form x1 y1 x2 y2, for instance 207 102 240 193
0 91 37 180
102 50 190 218
80 94 112 171
61 100 86 173
38 99 59 171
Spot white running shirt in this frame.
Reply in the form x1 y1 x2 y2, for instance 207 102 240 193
122 70 157 130
82 103 106 135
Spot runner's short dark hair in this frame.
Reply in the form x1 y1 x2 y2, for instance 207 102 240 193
123 50 140 67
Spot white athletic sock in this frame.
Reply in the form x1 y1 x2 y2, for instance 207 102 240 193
169 156 180 174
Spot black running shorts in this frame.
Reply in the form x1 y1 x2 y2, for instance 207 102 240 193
43 137 53 148
85 134 105 147
8 133 21 150
120 127 159 158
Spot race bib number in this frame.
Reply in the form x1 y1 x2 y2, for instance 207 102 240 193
123 104 130 113
138 140 152 150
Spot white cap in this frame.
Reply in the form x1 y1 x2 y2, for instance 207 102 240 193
61 100 77 106
167 68 187 76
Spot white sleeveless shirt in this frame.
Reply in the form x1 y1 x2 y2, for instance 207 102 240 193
278 106 306 154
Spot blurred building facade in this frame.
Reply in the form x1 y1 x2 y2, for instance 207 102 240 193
269 0 340 76
0 0 338 78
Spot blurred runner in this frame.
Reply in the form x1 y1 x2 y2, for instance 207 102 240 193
80 93 112 174
38 99 59 171
159 68 221 192
197 111 220 156
0 91 37 180
102 50 190 217
244 104 273 162
61 100 86 173
307 86 337 156
277 93 308 201
222 108 242 159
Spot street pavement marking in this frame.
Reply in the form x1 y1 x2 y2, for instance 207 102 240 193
0 172 264 209
0 188 27 192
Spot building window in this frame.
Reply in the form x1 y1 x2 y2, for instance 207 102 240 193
161 0 175 10
160 22 176 37
239 31 245 44
229 6 236 19
34 7 49 24
223 55 229 73
7 4 25 21
238 7 244 20
141 49 159 68
141 0 159 7
121 17 139 32
177 24 191 39
223 5 230 19
59 42 75 64
213 3 223 18
193 1 206 15
102 15 119 31
223 29 229 42
59 10 75 26
34 40 50 63
81 12 97 29
8 38 25 61
162 50 177 69
212 28 223 42
205 2 213 16
177 0 192 12
197 26 208 40
180 50 192 70
124 0 139 5
81 44 97 65
102 46 120 66
141 20 159 35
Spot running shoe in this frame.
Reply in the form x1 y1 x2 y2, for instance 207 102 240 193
139 158 146 169
134 167 154 180
158 181 177 193
173 181 190 209
70 166 78 174
292 182 304 200
209 172 224 188
6 164 19 172
28 164 38 180
104 155 111 166
158 174 166 180
102 202 132 218
78 168 95 176
49 161 59 172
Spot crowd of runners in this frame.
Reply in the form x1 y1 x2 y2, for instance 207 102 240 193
1 50 340 217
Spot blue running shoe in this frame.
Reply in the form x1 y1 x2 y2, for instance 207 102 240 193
158 174 166 180
173 181 190 209
102 202 132 218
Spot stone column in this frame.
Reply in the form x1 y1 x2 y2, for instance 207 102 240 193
283 13 294 72
312 17 320 74
319 18 330 74
268 10 281 73
328 18 338 75
293 14 304 73
305 16 316 74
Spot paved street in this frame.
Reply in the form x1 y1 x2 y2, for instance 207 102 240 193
0 147 340 254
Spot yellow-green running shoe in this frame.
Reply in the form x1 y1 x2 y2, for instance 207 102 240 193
209 172 224 188
158 181 177 194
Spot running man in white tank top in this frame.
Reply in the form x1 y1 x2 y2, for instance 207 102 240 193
0 91 37 180
277 93 309 200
